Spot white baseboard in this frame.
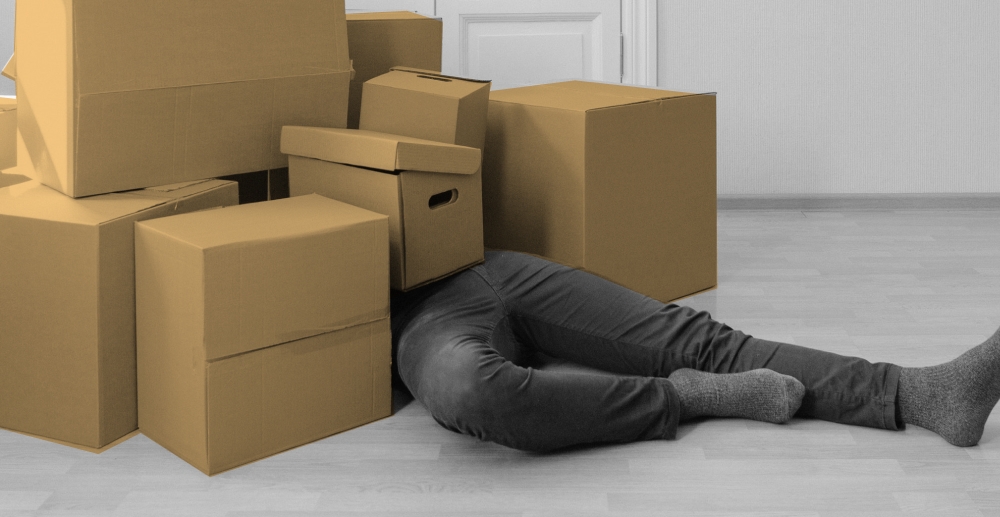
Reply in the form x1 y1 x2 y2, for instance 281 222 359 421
718 194 1000 211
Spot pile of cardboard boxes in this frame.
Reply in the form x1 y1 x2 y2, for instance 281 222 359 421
0 1 716 475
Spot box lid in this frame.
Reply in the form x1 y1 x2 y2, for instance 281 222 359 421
0 177 234 226
346 11 435 21
281 127 481 175
489 80 704 112
364 67 489 100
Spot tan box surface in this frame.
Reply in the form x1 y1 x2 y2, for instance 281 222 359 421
346 12 443 130
360 67 491 150
0 96 15 171
483 81 718 303
0 171 28 189
15 1 352 198
283 127 483 291
0 179 239 449
135 195 392 475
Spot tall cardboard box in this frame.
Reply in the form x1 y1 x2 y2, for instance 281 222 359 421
346 12 443 129
0 96 15 171
483 81 717 303
136 195 392 475
360 67 491 150
282 127 483 291
0 178 238 450
15 1 352 198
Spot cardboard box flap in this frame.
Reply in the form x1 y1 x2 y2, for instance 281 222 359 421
490 81 703 112
0 178 227 226
389 66 491 84
1 52 13 81
0 95 14 111
347 11 434 21
136 193 387 250
282 127 481 175
138 180 215 194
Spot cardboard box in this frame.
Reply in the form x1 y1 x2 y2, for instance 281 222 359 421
282 127 483 291
135 195 392 475
483 81 717 303
14 1 352 198
0 178 238 450
346 12 443 130
360 67 491 150
0 96 15 171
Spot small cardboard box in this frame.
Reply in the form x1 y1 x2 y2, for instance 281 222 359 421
15 1 352 198
0 178 238 450
0 96 15 171
135 195 392 475
282 127 483 291
360 67 491 150
483 81 717 303
346 12 443 130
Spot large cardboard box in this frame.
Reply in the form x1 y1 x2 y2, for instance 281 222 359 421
14 1 352 198
0 178 238 450
0 96 15 171
346 12 443 130
483 81 717 303
135 195 392 475
283 127 483 291
360 67 491 150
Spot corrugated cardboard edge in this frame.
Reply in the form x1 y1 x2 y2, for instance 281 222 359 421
2 52 14 81
389 66 491 84
0 427 139 454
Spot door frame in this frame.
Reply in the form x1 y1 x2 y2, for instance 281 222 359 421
621 0 658 86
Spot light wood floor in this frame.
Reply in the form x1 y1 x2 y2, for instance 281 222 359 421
3 208 1000 517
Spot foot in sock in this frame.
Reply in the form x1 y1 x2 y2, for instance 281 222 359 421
898 325 1000 447
667 368 806 424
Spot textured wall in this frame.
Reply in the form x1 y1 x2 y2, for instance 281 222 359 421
658 0 1000 195
0 0 11 96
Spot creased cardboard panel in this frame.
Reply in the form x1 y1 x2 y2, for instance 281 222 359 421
0 179 238 449
134 195 390 361
346 11 442 129
16 0 352 198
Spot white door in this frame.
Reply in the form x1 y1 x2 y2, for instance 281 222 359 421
344 0 657 89
437 0 620 90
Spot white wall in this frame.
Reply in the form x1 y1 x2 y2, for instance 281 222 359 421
658 0 1000 195
0 0 12 96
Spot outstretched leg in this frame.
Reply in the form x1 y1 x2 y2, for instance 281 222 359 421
898 326 1000 446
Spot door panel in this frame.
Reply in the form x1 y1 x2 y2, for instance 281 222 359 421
437 0 621 90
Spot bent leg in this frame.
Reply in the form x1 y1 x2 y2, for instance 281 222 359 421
479 251 901 430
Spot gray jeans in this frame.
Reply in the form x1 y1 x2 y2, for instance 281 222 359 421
390 251 901 452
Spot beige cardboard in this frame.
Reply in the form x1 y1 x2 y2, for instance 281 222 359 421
360 67 491 150
483 81 717 303
0 172 28 188
2 52 14 81
0 96 14 170
282 128 484 290
135 195 391 475
15 1 352 198
346 12 442 129
0 179 238 450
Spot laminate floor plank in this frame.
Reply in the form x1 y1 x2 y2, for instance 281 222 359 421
3 208 1000 516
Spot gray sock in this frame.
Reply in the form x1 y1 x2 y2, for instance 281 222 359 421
898 325 1000 447
667 368 805 424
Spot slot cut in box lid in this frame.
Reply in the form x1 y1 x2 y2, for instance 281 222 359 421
281 127 481 175
134 194 390 361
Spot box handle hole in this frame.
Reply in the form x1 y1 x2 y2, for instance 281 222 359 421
418 75 452 83
428 189 458 209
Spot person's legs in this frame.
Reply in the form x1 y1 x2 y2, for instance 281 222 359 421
480 250 902 431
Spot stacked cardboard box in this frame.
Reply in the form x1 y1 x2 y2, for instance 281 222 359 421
135 195 392 474
0 179 238 450
482 81 718 303
14 0 353 198
346 12 443 129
